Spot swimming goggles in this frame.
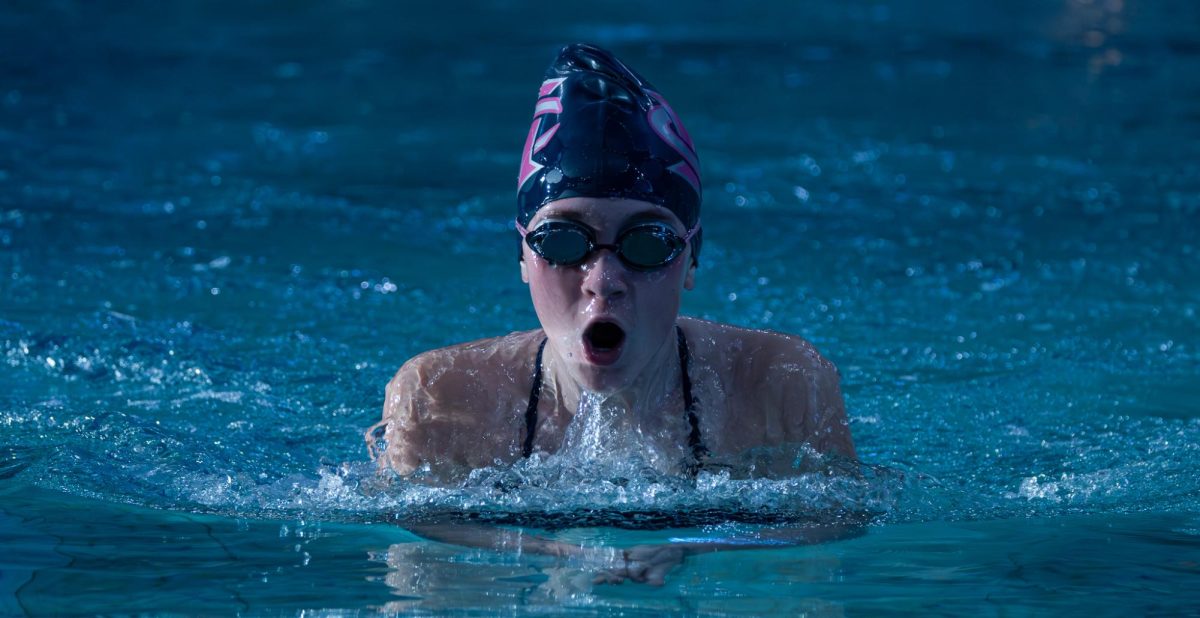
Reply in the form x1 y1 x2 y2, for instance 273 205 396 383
516 219 699 271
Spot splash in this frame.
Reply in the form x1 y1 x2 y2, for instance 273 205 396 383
554 390 694 476
354 391 903 529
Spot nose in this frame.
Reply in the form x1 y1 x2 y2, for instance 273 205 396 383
581 249 629 300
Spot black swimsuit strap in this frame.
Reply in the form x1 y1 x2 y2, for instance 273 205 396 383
521 327 706 467
522 337 548 458
677 325 708 470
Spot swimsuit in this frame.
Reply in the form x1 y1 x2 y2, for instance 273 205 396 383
521 325 708 471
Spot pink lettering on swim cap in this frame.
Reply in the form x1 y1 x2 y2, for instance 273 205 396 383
518 77 567 190
646 90 701 196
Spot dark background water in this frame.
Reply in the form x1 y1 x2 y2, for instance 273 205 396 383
2 0 1199 613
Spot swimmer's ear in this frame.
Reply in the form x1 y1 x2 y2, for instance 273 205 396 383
683 257 696 291
520 257 530 284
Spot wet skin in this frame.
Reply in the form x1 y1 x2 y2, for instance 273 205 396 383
367 197 856 480
519 197 697 401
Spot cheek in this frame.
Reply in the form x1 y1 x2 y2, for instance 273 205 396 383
526 263 580 317
659 259 691 291
634 264 687 313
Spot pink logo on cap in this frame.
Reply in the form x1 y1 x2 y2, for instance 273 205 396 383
646 90 701 196
518 77 567 190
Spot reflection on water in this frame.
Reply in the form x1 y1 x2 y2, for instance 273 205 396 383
377 541 592 611
1055 0 1127 77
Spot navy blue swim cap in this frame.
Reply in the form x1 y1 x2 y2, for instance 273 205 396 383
516 43 702 261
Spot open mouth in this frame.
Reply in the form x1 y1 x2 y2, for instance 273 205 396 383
582 321 626 365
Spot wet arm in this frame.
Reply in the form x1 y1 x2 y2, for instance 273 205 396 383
610 515 868 584
405 522 598 560
776 348 857 462
405 516 867 586
808 363 857 460
366 361 431 475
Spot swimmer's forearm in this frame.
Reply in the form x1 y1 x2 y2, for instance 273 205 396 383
668 520 867 556
406 523 602 561
409 518 864 556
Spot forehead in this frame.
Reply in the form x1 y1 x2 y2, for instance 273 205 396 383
530 197 684 230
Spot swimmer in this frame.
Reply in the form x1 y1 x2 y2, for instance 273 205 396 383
366 43 859 584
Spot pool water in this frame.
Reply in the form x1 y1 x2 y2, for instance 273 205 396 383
2 0 1199 614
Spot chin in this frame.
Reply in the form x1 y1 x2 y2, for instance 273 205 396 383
572 362 633 395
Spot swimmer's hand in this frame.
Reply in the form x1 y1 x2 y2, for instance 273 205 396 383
593 544 685 586
591 517 869 586
406 522 683 584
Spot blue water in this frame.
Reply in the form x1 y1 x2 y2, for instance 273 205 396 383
3 0 1199 614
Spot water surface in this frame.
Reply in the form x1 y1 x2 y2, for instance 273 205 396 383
2 0 1199 614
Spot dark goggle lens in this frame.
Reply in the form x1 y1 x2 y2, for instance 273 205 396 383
528 225 591 265
618 226 683 268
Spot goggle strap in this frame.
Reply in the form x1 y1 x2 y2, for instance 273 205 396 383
681 220 700 242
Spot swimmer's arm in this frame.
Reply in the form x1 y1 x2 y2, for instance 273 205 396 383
365 363 419 474
598 516 868 585
405 518 866 555
664 515 869 553
366 358 459 476
404 522 593 560
776 344 857 461
368 351 516 480
808 363 857 460
405 517 867 586
405 522 644 582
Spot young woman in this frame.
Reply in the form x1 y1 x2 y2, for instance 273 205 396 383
366 43 859 584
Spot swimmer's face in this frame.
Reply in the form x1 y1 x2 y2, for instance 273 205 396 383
521 197 696 394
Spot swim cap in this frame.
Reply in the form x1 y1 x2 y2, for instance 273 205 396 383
516 43 702 261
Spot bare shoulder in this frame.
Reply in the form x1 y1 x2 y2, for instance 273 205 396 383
678 317 854 458
386 329 545 404
677 316 835 379
372 329 545 477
